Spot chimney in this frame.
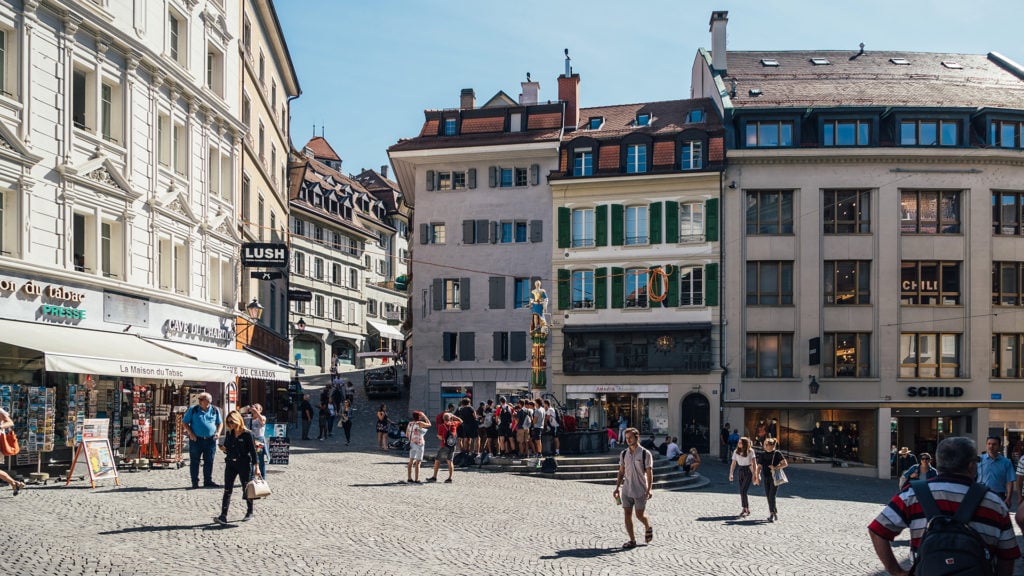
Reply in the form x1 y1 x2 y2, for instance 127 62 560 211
380 164 388 179
460 88 475 110
519 72 540 105
709 11 728 73
558 49 580 130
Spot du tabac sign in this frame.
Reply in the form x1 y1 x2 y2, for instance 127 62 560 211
241 243 288 268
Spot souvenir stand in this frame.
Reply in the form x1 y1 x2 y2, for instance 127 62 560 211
150 384 188 469
1 383 57 482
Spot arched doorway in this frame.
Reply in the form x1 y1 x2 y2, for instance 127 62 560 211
680 393 710 453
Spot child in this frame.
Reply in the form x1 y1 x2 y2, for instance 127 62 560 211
607 426 618 449
406 411 431 483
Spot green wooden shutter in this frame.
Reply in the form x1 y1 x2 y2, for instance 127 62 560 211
665 264 679 307
649 202 662 244
611 204 624 246
557 207 571 248
665 201 679 244
596 205 608 247
611 266 624 308
705 198 719 242
705 263 719 306
557 269 570 310
595 267 608 309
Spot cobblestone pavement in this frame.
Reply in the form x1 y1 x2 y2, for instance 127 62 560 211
5 388 1024 575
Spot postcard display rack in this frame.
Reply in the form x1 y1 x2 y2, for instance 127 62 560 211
0 384 56 473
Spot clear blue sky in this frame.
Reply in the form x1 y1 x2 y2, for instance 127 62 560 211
277 0 1024 178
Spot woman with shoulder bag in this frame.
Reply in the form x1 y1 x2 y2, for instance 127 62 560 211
215 410 260 524
756 438 788 523
0 406 25 495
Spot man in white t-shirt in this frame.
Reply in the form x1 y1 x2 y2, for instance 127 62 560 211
544 400 560 456
405 411 430 483
613 427 654 549
532 399 546 459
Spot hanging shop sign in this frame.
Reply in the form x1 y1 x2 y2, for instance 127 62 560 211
906 386 964 397
241 243 288 267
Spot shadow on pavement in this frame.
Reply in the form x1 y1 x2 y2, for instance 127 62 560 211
539 547 631 560
98 523 213 535
695 515 743 522
349 481 412 487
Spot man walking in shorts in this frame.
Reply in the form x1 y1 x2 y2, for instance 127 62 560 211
406 411 430 483
613 427 654 549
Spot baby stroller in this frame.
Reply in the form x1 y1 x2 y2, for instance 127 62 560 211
387 419 410 451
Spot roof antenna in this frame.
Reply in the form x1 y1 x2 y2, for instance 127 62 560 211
564 48 572 76
312 124 316 137
850 42 865 60
526 72 531 82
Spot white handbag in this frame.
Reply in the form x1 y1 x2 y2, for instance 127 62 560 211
245 475 271 499
772 467 789 487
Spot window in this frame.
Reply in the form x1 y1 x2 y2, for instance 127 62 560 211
625 144 647 174
900 190 960 233
173 122 186 175
332 232 342 250
257 195 264 241
442 332 458 361
588 117 603 130
624 206 648 245
332 263 342 285
206 45 224 96
900 333 960 378
993 191 1024 235
242 18 251 54
993 334 1024 378
349 268 359 289
314 257 324 280
625 268 648 308
271 81 277 112
437 171 466 191
242 94 251 128
444 279 461 310
427 223 445 244
824 261 871 305
499 220 528 243
494 332 510 361
258 122 265 159
745 333 794 378
746 190 794 235
822 120 870 146
747 261 794 305
513 278 530 309
573 150 593 176
314 295 324 317
367 298 377 317
0 29 15 97
499 168 513 188
686 110 705 123
993 262 1024 306
258 51 265 86
900 120 958 146
745 121 794 147
72 69 92 130
571 208 594 247
572 270 594 309
168 11 185 65
635 113 650 127
824 189 870 234
100 83 113 141
810 57 831 66
157 114 170 166
680 141 702 170
824 333 870 377
990 121 1024 149
313 225 323 242
291 217 305 237
444 118 457 136
157 238 188 294
0 191 7 255
679 202 704 241
515 167 528 187
208 254 232 306
333 298 343 321
292 251 305 276
760 58 779 67
678 266 703 306
562 328 712 374
902 261 960 305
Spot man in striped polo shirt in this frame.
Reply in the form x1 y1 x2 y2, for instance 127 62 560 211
868 436 1020 576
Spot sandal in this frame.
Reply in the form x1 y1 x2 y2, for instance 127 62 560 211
622 540 637 550
12 481 24 496
645 526 653 543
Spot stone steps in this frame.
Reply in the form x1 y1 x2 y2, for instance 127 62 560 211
484 454 709 491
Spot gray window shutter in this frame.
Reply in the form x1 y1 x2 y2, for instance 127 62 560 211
442 332 454 361
489 276 506 309
459 332 475 361
476 219 489 243
529 219 543 243
530 164 540 185
426 170 435 191
462 220 476 244
488 166 498 188
459 277 471 309
468 168 477 189
432 278 443 310
510 331 527 361
493 332 503 361
491 221 499 244
419 223 429 245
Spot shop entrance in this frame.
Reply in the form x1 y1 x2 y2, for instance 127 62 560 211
891 409 970 475
606 394 638 435
680 393 710 454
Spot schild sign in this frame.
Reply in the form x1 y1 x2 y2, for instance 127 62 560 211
241 243 288 267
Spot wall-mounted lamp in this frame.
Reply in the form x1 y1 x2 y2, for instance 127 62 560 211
294 318 306 334
808 375 820 395
246 298 264 322
728 181 737 189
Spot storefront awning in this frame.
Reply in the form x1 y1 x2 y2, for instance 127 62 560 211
355 351 396 359
147 339 290 382
367 319 404 340
243 347 301 372
0 319 233 382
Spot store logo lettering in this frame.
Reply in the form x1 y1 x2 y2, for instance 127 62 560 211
906 386 964 397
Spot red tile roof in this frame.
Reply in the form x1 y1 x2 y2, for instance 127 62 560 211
567 98 723 141
389 102 564 153
303 136 342 162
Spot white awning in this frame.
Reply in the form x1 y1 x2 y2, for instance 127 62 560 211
355 351 397 359
0 319 233 382
367 319 404 340
146 339 290 382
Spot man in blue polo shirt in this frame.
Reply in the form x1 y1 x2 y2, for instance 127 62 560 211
979 435 1015 507
183 392 223 489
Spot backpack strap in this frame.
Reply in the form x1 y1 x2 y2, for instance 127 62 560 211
911 480 941 520
951 483 988 525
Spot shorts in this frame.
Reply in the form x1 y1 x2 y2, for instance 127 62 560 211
621 494 648 510
462 424 478 439
545 427 559 437
499 425 513 439
478 427 487 439
530 428 541 441
516 428 530 444
409 443 425 461
436 446 453 464
487 427 499 439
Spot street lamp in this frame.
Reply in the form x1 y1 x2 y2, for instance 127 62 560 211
294 318 306 333
246 298 264 322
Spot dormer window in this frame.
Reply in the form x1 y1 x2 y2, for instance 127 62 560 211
810 57 830 66
942 61 963 70
636 113 651 127
588 117 604 130
443 118 457 136
890 58 911 66
760 58 779 67
686 110 705 123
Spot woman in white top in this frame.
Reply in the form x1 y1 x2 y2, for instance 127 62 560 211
728 436 760 518
248 403 267 478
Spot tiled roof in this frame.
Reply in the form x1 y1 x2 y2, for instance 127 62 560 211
303 136 342 162
390 128 562 152
288 158 385 236
354 169 403 213
567 97 723 141
389 102 564 153
721 51 1024 109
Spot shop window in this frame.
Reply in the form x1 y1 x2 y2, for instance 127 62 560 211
571 270 594 309
900 333 960 378
625 268 648 309
746 190 794 235
746 261 794 305
744 333 794 378
678 266 703 306
824 333 871 377
900 261 960 305
993 261 1024 306
744 408 873 464
900 190 960 234
823 189 870 234
561 328 712 374
993 191 1024 235
824 261 871 305
992 334 1024 378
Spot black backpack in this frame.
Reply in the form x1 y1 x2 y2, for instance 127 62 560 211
910 480 994 576
540 457 558 473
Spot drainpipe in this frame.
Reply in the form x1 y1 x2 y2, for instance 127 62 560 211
718 169 728 431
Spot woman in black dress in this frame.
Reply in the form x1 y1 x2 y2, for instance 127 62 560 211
216 410 260 524
757 438 788 522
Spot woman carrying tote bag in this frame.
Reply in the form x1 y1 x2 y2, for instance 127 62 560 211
756 438 788 523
